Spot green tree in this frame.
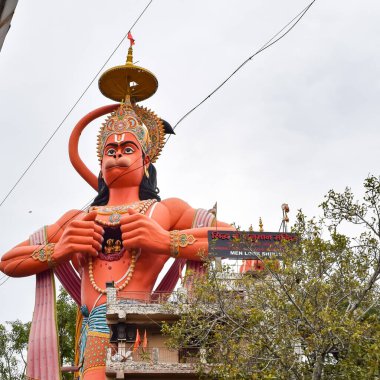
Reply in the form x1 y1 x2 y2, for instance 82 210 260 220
0 320 30 380
163 175 380 379
0 287 77 380
57 286 77 380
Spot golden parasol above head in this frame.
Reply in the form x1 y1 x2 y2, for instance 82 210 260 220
98 45 158 103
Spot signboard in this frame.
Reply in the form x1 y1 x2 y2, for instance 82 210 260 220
208 230 298 259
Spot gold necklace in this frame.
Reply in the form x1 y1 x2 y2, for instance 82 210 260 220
88 198 157 294
91 199 157 226
88 250 136 294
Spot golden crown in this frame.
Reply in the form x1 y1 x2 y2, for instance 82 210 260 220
97 46 165 162
96 97 165 162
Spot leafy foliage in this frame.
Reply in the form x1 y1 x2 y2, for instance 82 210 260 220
0 287 77 380
0 320 30 380
57 287 77 380
164 175 380 379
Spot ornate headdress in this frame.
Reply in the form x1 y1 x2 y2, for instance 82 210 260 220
97 46 165 162
96 98 165 162
69 42 173 190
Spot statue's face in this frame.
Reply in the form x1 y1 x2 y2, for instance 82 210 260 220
101 132 149 188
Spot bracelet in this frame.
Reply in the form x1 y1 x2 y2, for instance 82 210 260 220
170 230 180 257
169 230 197 257
32 243 57 269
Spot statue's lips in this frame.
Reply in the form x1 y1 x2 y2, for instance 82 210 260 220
104 157 131 170
105 164 130 170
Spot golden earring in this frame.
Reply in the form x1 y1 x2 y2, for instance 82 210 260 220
144 165 150 178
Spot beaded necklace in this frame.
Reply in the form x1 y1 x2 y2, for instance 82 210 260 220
88 198 157 294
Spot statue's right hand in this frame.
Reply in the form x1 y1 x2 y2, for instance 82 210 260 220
54 211 104 262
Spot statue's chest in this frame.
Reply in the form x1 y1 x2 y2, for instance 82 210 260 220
90 257 130 275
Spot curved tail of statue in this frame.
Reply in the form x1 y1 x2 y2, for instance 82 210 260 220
0 38 234 380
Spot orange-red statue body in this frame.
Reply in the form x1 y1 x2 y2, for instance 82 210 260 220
0 45 231 380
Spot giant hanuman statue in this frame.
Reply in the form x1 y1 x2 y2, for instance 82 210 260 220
0 40 232 380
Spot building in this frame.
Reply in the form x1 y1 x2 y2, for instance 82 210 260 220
105 283 203 380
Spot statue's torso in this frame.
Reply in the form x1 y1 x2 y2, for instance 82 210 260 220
78 202 170 311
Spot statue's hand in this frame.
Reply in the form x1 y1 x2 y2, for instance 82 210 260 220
120 208 169 255
54 211 104 262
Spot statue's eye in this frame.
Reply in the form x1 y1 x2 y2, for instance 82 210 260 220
106 148 116 156
124 146 135 154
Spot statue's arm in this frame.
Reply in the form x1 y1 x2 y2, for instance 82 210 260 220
162 198 233 261
0 210 103 277
120 198 233 262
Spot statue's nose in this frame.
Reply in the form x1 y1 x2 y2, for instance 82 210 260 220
117 153 123 158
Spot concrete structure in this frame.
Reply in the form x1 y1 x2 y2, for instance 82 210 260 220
105 285 201 380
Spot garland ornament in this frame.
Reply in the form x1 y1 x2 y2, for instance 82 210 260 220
88 250 136 295
88 199 156 294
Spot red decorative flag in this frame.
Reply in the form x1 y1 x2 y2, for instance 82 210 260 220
142 329 148 351
133 329 141 352
179 262 183 281
127 31 135 46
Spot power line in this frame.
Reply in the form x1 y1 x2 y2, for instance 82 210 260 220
0 154 146 285
0 153 144 285
0 0 314 208
0 0 153 208
0 198 95 286
0 0 317 286
170 0 316 133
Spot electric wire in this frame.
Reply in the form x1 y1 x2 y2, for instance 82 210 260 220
0 198 95 286
0 147 162 285
0 0 153 208
0 0 313 209
0 0 316 286
169 0 316 138
0 151 145 284
0 155 144 285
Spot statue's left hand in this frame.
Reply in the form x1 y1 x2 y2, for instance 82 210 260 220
120 208 169 255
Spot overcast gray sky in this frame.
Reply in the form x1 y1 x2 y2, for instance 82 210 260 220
1 0 379 323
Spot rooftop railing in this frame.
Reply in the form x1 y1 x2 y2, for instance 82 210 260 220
116 289 190 305
107 346 200 364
